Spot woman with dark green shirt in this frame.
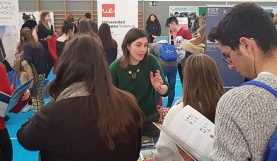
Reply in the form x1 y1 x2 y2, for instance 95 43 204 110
110 28 170 137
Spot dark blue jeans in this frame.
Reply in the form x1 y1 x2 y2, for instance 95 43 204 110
162 66 177 107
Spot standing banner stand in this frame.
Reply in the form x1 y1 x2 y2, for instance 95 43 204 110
0 0 20 66
205 5 244 90
97 0 138 57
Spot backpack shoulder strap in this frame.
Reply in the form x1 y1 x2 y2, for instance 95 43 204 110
243 80 277 97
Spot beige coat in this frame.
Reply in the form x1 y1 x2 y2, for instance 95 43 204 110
14 52 38 95
181 40 205 55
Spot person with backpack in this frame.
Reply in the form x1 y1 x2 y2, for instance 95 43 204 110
149 40 178 108
178 3 277 161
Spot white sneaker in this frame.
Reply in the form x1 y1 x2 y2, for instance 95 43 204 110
22 105 33 112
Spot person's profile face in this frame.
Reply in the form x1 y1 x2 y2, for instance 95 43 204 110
168 23 177 32
219 44 256 79
44 14 51 22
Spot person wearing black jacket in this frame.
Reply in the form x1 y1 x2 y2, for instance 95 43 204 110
145 14 161 43
37 11 54 77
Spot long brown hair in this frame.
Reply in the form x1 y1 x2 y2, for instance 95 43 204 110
78 21 102 43
19 27 40 50
98 23 117 50
49 34 143 150
119 28 148 68
78 20 95 35
39 11 50 30
146 14 160 26
190 25 206 45
183 54 224 123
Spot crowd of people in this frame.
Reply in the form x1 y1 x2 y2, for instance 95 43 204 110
0 2 277 161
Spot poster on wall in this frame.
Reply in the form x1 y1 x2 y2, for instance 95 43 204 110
176 17 188 30
0 0 19 26
0 26 18 65
97 0 138 56
169 6 198 17
205 5 244 90
169 6 198 30
0 0 20 65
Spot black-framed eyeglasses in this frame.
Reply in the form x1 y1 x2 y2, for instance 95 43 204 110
222 50 232 65
221 38 256 65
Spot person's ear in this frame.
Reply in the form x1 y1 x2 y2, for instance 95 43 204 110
239 37 255 55
239 37 249 47
127 44 131 51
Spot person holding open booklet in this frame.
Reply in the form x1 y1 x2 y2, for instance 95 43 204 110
207 3 277 161
174 3 277 161
0 63 30 161
154 54 224 161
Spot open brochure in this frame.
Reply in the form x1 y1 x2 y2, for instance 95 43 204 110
0 78 33 117
153 105 215 161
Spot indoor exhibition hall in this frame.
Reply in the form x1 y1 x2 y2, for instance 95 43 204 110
0 0 277 161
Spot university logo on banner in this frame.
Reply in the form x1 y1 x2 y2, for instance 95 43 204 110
207 8 219 16
102 4 115 17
